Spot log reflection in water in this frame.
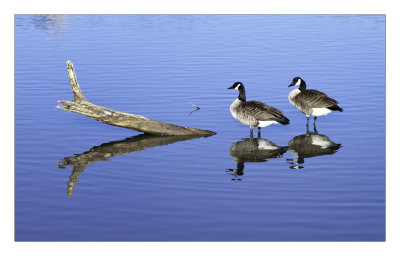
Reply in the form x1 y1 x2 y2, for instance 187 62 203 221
58 134 210 197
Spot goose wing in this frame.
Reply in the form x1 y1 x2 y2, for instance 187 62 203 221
242 100 284 120
296 89 339 108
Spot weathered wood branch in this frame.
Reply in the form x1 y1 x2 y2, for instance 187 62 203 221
57 61 216 136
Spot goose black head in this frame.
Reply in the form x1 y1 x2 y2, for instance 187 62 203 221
228 82 244 90
288 77 306 90
228 82 246 101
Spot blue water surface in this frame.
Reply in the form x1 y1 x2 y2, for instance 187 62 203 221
15 15 385 241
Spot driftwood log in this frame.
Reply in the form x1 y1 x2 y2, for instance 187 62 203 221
57 61 216 136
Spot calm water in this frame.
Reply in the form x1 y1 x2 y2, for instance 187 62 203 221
15 15 385 241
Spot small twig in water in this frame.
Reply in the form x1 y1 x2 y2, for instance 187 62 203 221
189 101 200 115
189 101 200 109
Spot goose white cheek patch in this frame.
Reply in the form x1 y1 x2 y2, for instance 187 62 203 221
295 79 301 86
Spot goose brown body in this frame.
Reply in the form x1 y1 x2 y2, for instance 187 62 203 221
289 89 340 116
230 99 288 127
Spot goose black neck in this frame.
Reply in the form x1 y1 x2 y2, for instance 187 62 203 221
238 86 246 102
299 80 307 91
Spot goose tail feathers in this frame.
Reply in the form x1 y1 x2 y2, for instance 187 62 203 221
327 105 343 112
276 115 290 125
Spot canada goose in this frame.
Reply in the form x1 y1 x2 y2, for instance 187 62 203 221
288 77 342 125
228 137 287 179
228 82 290 136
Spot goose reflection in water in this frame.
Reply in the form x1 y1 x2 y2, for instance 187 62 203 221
58 134 211 197
228 136 287 180
287 124 342 169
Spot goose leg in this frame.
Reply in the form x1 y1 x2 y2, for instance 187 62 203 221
306 115 310 130
250 126 254 137
236 162 244 176
258 127 261 138
313 116 318 134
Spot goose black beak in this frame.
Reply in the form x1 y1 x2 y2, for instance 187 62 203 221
227 85 235 89
288 84 294 87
